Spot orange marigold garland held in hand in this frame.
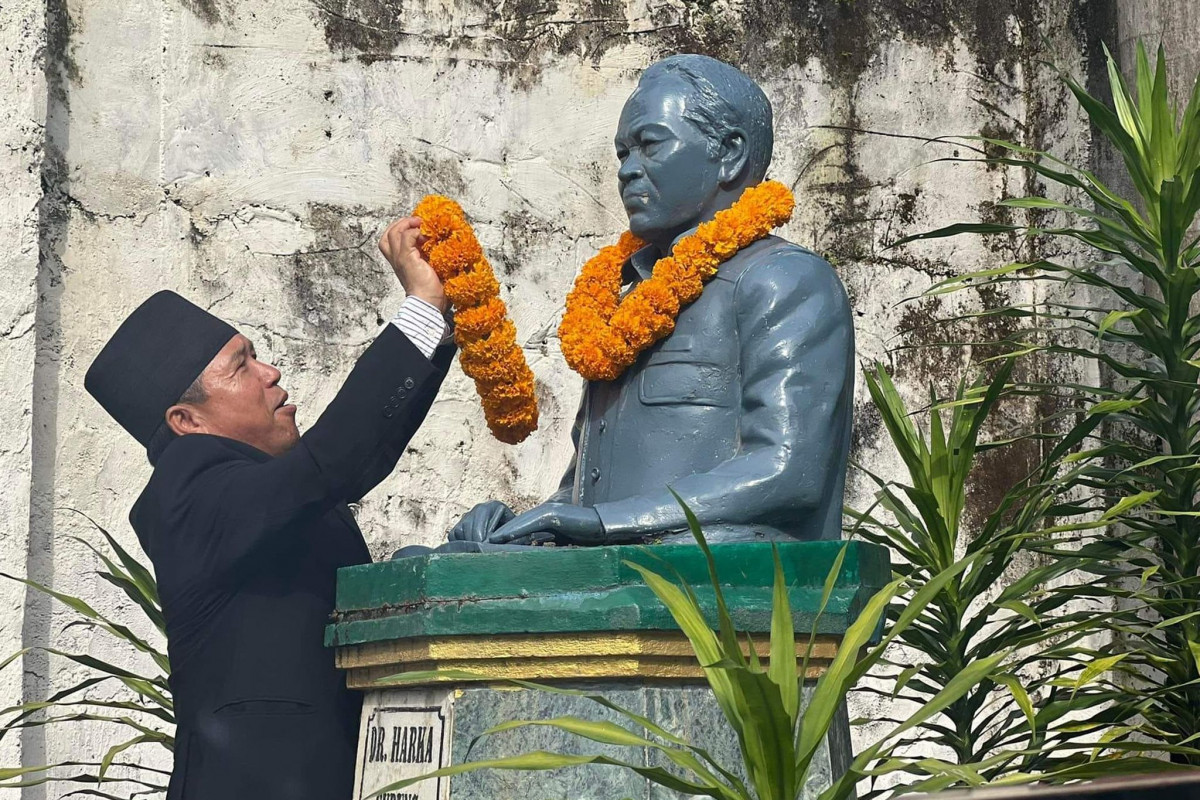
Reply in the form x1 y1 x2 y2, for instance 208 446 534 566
414 196 538 444
558 180 795 381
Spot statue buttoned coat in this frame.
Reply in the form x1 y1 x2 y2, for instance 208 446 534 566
550 235 854 543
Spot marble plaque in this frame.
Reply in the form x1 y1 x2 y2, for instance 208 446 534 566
354 689 453 800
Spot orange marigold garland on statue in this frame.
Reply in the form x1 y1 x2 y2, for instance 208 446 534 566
558 180 795 381
415 196 538 444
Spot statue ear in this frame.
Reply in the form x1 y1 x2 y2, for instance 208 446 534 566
717 128 750 186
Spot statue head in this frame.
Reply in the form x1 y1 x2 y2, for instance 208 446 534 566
615 54 774 251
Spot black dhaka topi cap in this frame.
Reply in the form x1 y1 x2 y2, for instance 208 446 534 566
85 290 237 451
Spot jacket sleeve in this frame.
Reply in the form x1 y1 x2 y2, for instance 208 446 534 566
344 341 457 504
154 325 452 578
593 250 854 540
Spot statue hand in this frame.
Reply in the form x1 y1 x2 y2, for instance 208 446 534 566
488 504 605 545
449 501 515 543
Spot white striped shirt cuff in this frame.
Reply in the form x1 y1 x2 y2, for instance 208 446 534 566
390 296 451 360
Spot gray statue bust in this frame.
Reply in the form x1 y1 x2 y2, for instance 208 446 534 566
449 54 854 547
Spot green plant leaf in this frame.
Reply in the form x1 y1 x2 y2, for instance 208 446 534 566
1101 490 1162 520
1097 309 1145 338
1072 654 1129 696
767 544 799 728
1087 398 1146 416
994 674 1036 734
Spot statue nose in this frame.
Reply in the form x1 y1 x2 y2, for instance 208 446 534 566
618 159 644 182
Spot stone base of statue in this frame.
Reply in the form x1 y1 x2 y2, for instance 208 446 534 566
325 541 888 800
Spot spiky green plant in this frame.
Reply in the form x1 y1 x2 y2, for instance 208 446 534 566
0 511 173 797
372 498 999 800
894 42 1200 761
847 361 1183 795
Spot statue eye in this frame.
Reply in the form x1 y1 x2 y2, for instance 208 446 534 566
615 147 629 162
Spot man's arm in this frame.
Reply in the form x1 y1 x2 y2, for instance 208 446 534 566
147 216 454 575
345 340 455 505
593 250 854 539
152 323 449 577
344 296 456 503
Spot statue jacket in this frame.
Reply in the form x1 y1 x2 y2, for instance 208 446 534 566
552 235 854 543
130 325 453 800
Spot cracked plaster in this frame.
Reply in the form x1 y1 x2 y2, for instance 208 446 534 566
5 0 1141 790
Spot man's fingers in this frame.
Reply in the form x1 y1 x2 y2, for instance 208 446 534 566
386 216 420 235
379 217 421 258
385 221 410 256
398 225 421 254
378 220 401 259
488 528 517 544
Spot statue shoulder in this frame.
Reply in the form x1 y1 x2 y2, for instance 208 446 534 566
732 237 848 311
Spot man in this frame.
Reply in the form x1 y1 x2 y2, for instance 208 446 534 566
450 54 854 546
85 217 451 799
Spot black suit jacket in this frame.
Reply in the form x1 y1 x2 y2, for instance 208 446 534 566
130 326 453 800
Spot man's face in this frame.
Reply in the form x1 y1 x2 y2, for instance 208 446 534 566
615 74 723 246
180 334 299 457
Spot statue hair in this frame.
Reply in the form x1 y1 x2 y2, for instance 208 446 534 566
640 54 774 184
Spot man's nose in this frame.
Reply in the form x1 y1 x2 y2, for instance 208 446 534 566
261 361 282 385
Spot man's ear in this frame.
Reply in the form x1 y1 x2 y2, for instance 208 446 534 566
717 128 750 186
165 404 206 437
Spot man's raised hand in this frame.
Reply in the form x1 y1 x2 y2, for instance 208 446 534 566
378 217 448 313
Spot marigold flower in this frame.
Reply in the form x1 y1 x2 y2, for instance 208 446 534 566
454 297 507 339
559 181 794 381
429 234 484 278
414 195 538 444
445 269 501 308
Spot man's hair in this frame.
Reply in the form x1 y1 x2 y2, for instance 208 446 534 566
177 374 207 406
146 374 207 463
640 54 774 185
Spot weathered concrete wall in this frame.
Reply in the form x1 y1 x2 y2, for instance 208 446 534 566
1 0 47 780
1116 0 1200 106
9 0 1115 792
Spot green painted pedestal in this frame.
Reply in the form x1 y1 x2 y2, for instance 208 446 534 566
326 541 889 800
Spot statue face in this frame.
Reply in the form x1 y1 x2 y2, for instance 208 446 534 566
615 74 724 247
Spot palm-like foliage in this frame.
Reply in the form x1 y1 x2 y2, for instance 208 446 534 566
895 42 1200 762
847 362 1168 795
0 512 172 797
374 499 995 800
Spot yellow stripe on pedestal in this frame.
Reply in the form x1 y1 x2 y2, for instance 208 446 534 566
337 631 841 689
